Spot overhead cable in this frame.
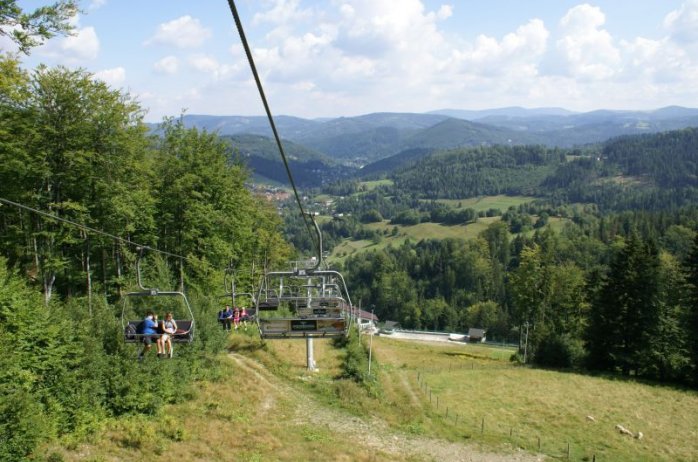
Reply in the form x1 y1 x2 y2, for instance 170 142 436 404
0 196 188 261
225 0 321 257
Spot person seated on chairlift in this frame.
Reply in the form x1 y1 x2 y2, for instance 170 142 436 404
219 305 233 331
138 311 163 360
160 312 177 358
240 306 249 331
233 306 241 330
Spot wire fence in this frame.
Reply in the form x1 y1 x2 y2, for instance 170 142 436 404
415 369 602 462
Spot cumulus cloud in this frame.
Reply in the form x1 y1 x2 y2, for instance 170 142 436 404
664 0 698 45
450 19 549 77
146 16 211 49
93 67 125 86
153 56 179 74
36 22 100 62
139 1 698 119
555 4 620 80
253 0 313 25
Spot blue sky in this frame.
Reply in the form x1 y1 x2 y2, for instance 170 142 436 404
5 0 698 121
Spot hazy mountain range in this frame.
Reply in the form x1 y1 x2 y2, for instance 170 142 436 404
163 106 698 186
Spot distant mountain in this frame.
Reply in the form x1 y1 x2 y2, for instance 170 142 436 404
385 127 698 210
440 106 698 147
358 148 435 178
290 113 450 164
429 107 575 120
180 114 321 138
355 119 545 177
293 114 541 164
226 134 331 163
174 107 698 184
400 118 542 149
224 134 355 187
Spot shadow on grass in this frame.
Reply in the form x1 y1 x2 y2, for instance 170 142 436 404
440 351 504 362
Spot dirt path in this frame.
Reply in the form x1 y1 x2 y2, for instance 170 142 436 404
229 353 544 462
398 370 421 407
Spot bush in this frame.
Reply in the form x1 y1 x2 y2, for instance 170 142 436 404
534 333 586 369
335 329 380 396
0 390 51 462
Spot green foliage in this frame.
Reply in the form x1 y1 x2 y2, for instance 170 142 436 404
0 0 78 54
535 332 586 369
0 55 291 459
336 329 380 396
587 235 661 375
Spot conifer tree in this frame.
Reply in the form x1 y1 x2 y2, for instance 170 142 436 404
587 234 660 375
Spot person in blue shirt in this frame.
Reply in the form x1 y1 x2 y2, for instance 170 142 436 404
218 305 233 331
138 311 163 360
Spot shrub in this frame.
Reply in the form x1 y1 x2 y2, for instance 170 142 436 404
534 333 586 369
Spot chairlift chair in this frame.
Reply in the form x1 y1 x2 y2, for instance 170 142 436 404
121 252 195 356
253 266 352 339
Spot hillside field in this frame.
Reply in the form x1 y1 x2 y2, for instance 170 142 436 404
428 195 534 212
330 213 568 261
41 333 698 462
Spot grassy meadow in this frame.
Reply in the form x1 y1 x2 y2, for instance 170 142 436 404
328 195 567 261
428 195 534 212
330 215 569 261
373 337 698 462
40 331 698 462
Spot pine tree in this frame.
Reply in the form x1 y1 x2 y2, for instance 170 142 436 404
587 234 660 375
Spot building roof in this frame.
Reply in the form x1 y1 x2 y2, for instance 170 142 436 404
357 309 379 321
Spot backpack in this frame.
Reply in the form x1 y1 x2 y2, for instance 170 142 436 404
136 320 146 335
125 323 137 340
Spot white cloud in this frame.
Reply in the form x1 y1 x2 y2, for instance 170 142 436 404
37 23 100 62
435 5 453 21
555 4 620 80
137 1 698 120
89 0 107 10
153 56 179 74
146 16 211 49
253 0 313 25
450 19 549 77
664 0 698 45
189 55 220 73
93 67 125 86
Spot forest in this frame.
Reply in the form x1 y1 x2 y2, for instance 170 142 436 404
0 54 291 461
279 128 698 390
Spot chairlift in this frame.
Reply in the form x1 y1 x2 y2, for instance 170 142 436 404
121 251 195 353
253 213 354 339
219 262 257 327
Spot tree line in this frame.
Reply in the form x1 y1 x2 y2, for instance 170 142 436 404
340 212 698 386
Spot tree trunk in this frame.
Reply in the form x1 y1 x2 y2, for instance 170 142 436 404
44 272 55 307
85 235 92 315
115 242 123 298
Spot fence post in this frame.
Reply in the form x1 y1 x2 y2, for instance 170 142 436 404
436 396 439 409
481 417 485 434
537 436 541 451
